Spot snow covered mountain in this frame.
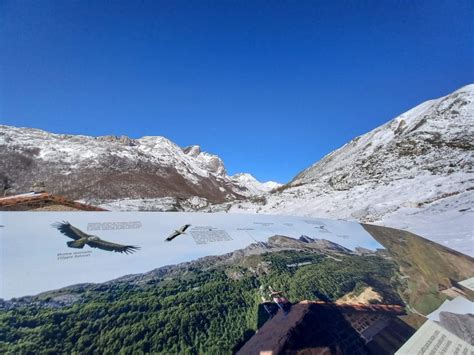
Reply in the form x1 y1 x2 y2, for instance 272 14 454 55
230 173 281 195
224 84 474 256
1 85 472 255
0 126 278 203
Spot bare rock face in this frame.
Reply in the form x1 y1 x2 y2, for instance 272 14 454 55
183 145 201 157
0 126 274 202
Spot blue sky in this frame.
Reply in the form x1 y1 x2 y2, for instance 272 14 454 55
1 1 473 183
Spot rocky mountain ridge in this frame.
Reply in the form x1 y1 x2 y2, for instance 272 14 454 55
0 125 280 203
221 84 474 255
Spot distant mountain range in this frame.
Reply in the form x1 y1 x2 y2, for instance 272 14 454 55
0 126 280 204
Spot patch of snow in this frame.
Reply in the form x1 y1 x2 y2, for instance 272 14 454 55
97 195 210 212
98 197 179 212
231 173 282 195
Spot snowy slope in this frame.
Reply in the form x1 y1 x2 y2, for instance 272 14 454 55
0 127 276 202
231 173 281 195
222 84 474 256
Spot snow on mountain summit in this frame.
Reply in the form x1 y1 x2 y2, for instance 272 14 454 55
0 126 275 202
225 84 474 255
231 173 282 195
292 83 473 188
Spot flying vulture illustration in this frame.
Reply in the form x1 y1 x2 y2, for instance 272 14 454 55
52 221 140 254
165 224 191 242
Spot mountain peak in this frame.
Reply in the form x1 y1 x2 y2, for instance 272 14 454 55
225 84 473 256
183 145 202 157
292 83 473 186
0 125 267 202
231 173 282 194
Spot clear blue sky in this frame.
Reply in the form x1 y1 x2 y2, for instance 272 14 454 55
1 1 473 183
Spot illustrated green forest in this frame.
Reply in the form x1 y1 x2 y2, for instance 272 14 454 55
0 250 401 354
